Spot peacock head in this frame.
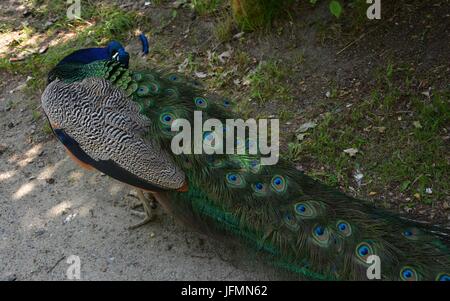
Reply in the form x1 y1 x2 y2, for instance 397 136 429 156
106 41 130 67
56 40 129 67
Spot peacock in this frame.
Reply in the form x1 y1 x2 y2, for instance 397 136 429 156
41 40 450 281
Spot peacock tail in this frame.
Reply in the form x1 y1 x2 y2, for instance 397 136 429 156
42 56 450 281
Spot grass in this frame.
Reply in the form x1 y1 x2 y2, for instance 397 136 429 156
0 1 143 94
231 0 293 31
214 12 235 43
192 0 224 16
287 66 450 206
247 60 294 104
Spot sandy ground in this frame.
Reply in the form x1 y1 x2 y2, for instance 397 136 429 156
0 77 274 281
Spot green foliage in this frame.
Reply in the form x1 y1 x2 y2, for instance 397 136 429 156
288 82 450 205
310 0 367 19
0 2 141 94
231 0 293 31
214 13 235 42
329 0 343 18
192 0 224 15
247 60 293 104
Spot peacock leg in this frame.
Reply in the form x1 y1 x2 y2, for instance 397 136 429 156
129 189 156 229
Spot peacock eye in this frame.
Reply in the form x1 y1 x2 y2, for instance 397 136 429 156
358 246 369 256
194 97 208 108
160 113 175 127
355 242 375 263
293 201 320 219
271 175 287 193
225 173 245 188
297 204 306 212
437 273 450 281
403 230 412 237
169 74 179 81
312 225 331 247
228 174 237 181
283 212 299 230
336 220 352 237
252 182 266 195
401 228 420 240
314 226 325 236
400 267 418 281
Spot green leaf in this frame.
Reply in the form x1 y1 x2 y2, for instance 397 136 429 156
329 1 342 18
400 180 411 192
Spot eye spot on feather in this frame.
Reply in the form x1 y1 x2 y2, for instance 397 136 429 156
168 74 179 82
355 242 374 263
294 201 318 219
400 267 418 281
252 182 267 196
402 228 419 240
225 173 245 188
312 225 331 247
223 99 232 108
403 230 412 237
137 86 148 96
194 97 208 109
283 212 299 230
297 204 306 212
271 176 287 193
336 220 352 237
315 226 325 236
160 113 175 127
436 273 450 281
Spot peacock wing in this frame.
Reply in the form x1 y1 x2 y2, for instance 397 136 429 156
41 77 186 192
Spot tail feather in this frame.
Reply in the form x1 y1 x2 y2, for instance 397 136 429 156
126 66 450 281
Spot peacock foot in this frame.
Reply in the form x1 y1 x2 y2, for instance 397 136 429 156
128 189 157 230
